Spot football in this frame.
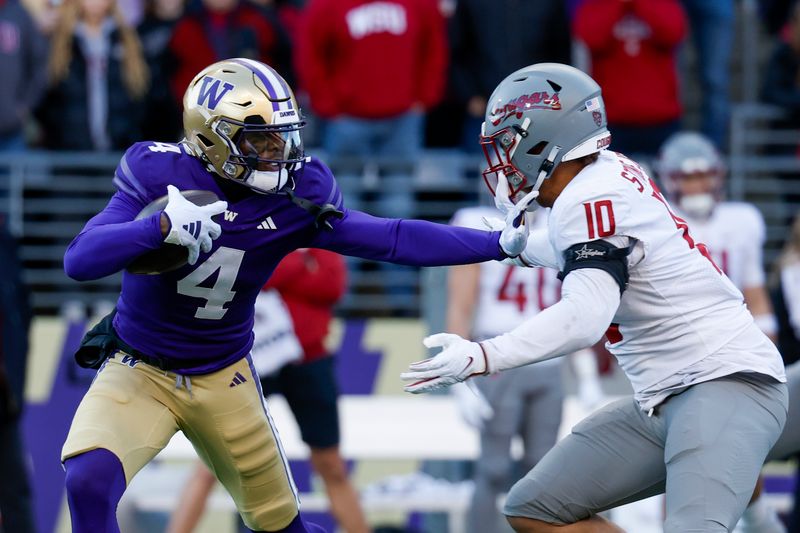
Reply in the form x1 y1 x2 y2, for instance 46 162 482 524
127 190 222 275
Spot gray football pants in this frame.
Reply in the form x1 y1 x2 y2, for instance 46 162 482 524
504 372 787 533
468 362 564 533
767 362 800 460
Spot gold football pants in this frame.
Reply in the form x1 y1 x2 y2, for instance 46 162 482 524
62 353 299 530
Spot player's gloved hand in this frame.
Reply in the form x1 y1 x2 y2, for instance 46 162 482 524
452 381 494 429
401 333 490 394
492 172 538 258
482 216 533 267
163 185 228 265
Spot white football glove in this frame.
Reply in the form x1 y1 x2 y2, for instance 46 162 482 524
493 172 539 258
163 185 228 265
401 333 490 394
452 381 494 429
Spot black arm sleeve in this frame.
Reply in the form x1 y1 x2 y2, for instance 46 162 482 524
557 240 632 294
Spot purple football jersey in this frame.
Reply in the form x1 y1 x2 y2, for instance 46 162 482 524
64 141 504 373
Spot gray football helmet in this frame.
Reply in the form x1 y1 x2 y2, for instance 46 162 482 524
656 131 725 218
481 63 611 202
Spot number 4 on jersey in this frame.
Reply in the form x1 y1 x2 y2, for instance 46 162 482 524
177 247 245 319
148 142 182 154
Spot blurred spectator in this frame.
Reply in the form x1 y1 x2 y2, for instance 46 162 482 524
138 0 184 141
679 0 734 150
296 0 447 218
449 0 571 152
759 0 798 34
274 0 304 37
0 218 34 533
168 0 287 105
168 249 370 533
0 0 47 151
763 1 800 121
38 0 150 151
20 0 60 33
574 0 686 159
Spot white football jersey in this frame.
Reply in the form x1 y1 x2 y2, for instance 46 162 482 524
451 207 560 340
678 202 766 292
546 150 784 405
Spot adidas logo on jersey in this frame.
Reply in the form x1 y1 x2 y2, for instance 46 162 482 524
229 371 247 387
224 210 238 222
182 221 202 239
257 217 277 230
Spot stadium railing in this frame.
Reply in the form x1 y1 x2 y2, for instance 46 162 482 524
728 103 800 266
0 149 486 318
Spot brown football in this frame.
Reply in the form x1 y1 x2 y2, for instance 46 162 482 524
126 190 222 275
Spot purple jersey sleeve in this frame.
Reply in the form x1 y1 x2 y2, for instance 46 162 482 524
297 157 504 265
64 144 167 280
313 210 504 266
64 192 164 280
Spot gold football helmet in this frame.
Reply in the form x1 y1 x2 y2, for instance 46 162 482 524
183 58 306 193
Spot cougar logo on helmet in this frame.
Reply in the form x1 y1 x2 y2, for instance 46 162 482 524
490 91 562 126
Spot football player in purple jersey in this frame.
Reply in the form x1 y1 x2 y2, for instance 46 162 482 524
60 58 532 533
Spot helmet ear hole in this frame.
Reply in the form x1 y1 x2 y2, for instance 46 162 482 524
245 115 267 125
527 141 548 156
197 134 214 148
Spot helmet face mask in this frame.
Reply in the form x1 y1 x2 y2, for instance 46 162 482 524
183 58 306 194
480 122 532 200
480 63 611 204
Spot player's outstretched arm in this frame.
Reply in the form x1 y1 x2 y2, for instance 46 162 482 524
64 192 165 281
311 209 510 266
402 268 619 393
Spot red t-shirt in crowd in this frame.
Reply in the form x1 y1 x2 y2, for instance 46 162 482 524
574 0 686 126
169 3 280 103
295 0 448 119
264 249 346 363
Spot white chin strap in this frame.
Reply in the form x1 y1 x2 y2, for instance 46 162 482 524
679 193 715 219
245 168 289 194
524 145 561 210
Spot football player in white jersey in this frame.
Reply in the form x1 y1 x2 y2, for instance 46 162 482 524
658 131 785 533
658 131 778 341
401 63 787 533
448 206 603 533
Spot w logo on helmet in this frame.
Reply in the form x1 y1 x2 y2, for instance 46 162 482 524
197 77 235 110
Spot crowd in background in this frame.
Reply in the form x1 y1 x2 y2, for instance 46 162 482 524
1 0 799 159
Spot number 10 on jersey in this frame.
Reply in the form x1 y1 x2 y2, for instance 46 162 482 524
583 200 615 239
